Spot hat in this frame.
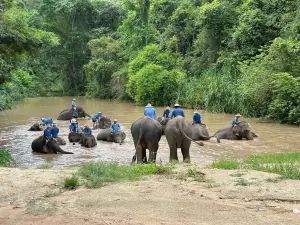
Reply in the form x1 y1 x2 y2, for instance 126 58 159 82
235 113 242 117
98 112 102 114
174 103 180 107
73 98 76 101
145 103 152 108
71 119 77 123
46 124 51 128
194 111 198 114
52 122 56 125
166 106 170 109
84 124 88 127
114 119 117 122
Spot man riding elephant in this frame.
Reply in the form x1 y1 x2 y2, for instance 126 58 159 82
131 116 162 163
50 123 66 145
214 121 257 140
31 135 73 154
57 106 90 120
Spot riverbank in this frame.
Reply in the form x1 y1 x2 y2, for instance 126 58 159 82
1 163 300 225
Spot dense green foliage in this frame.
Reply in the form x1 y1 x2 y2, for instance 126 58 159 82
2 0 300 124
0 149 15 167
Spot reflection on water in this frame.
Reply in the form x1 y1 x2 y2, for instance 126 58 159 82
0 97 300 168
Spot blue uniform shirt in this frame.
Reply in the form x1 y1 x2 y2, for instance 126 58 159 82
50 126 59 138
69 123 78 132
72 101 76 107
232 117 239 126
111 123 120 133
193 113 201 124
144 107 156 119
43 118 53 125
171 108 185 118
163 109 170 118
92 113 102 122
44 129 52 140
83 127 92 135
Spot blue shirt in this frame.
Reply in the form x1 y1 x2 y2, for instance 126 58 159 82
72 101 76 107
83 127 92 135
44 129 52 140
111 123 120 133
193 113 201 124
69 123 78 132
50 126 59 138
232 117 239 126
163 109 170 118
43 118 53 125
93 113 102 120
171 108 185 118
144 107 156 119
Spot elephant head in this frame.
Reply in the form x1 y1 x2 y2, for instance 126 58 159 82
232 121 253 140
112 131 126 144
97 117 112 129
28 123 44 131
79 134 97 148
46 139 74 154
68 132 83 142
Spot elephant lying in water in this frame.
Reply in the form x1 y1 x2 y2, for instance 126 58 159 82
164 116 219 162
31 136 73 154
214 121 257 140
28 123 44 131
131 116 162 163
79 134 97 148
57 106 90 120
96 129 126 143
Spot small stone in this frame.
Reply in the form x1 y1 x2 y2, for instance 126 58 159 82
292 209 300 214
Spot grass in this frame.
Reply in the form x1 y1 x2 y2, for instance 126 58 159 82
77 162 173 188
37 164 51 169
235 178 250 186
0 149 15 167
44 190 59 198
211 152 300 180
63 175 79 189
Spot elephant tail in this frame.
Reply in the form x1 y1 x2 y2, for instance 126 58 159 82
177 118 204 147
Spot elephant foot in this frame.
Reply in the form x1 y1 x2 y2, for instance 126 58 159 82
183 158 191 163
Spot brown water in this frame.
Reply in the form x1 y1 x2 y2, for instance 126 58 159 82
0 97 300 168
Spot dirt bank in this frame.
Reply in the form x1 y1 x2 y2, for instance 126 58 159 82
0 165 300 225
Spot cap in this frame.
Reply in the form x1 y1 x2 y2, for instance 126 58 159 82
174 103 180 107
145 103 152 108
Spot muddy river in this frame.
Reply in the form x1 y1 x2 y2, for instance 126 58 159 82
0 97 299 168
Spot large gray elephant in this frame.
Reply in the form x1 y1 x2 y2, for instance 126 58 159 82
68 132 83 142
79 134 97 148
28 123 44 131
31 136 73 154
94 117 112 129
164 116 219 162
96 128 126 143
54 137 66 145
131 116 162 164
214 121 257 140
57 106 90 120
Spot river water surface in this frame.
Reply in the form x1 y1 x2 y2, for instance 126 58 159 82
0 97 300 168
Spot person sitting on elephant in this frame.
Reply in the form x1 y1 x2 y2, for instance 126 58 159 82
111 119 120 133
50 123 59 138
83 124 92 135
72 98 76 110
41 117 54 126
69 119 78 133
44 125 53 141
232 113 241 127
171 103 185 118
92 112 102 127
163 106 170 118
70 111 79 123
144 103 156 119
193 111 201 124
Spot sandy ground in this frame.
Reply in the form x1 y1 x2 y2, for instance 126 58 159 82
0 165 300 225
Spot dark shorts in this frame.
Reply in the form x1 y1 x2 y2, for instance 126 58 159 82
92 118 97 122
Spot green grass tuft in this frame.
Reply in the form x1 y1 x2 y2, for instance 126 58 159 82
0 149 15 167
63 175 79 189
37 164 51 169
211 160 239 170
235 178 250 186
77 163 173 188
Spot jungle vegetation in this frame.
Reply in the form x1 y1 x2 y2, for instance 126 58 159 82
1 0 300 124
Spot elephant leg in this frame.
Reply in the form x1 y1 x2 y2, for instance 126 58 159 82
136 145 144 163
142 148 147 163
169 142 178 162
181 139 191 162
148 143 159 163
42 145 48 153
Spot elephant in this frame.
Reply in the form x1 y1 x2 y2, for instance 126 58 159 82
79 134 97 148
214 121 257 140
68 132 83 143
31 136 73 154
164 116 219 162
96 128 126 143
94 116 112 129
57 106 90 120
131 116 163 164
156 117 170 134
54 137 66 145
28 123 44 131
